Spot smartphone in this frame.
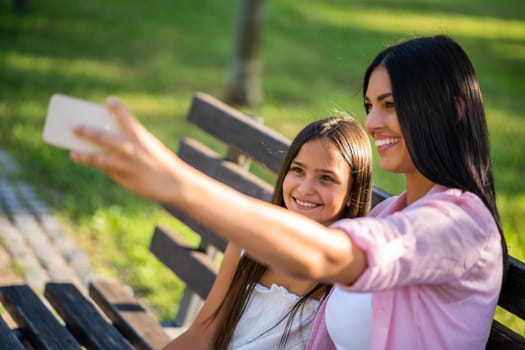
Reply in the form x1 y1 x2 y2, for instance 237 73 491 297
43 94 119 153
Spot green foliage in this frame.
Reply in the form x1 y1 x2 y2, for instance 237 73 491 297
1 0 524 328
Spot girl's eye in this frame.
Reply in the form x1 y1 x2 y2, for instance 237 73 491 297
289 166 303 175
320 175 334 183
364 102 371 113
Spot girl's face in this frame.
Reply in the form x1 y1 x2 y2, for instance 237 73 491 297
282 137 351 226
364 65 416 175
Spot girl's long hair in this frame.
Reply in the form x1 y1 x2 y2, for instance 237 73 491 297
210 113 373 349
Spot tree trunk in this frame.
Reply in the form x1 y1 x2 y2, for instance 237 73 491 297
224 0 264 107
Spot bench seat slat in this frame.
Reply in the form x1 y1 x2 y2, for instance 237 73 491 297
44 282 132 350
150 225 218 299
0 315 24 350
0 284 80 349
89 279 171 350
188 92 289 173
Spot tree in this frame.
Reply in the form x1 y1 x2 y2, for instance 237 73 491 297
224 0 264 107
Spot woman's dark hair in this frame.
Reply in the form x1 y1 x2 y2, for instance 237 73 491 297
210 113 373 349
363 34 508 271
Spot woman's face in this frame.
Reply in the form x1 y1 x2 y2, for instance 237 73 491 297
364 65 415 175
282 137 351 226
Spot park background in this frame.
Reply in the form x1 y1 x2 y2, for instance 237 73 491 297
1 0 524 333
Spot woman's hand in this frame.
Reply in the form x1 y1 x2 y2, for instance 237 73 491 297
70 97 181 203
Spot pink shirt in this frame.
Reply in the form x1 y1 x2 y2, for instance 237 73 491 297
306 185 503 349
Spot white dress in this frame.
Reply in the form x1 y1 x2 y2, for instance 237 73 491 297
229 283 321 350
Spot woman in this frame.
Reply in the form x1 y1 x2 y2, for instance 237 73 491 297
164 115 373 349
71 34 506 349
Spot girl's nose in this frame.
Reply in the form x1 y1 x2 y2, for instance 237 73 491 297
297 177 315 194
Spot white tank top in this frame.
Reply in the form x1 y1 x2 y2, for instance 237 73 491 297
229 283 320 349
325 287 372 350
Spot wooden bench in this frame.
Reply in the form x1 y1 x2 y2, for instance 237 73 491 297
148 91 525 349
0 279 171 349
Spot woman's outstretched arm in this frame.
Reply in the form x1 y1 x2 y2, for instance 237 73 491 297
71 97 367 285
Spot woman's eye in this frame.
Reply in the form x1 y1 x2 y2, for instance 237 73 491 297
364 102 371 113
385 101 395 109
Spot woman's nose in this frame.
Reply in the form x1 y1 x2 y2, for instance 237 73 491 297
365 108 383 133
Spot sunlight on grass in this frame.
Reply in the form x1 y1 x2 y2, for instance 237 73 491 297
489 41 525 61
293 5 525 40
4 52 128 82
0 102 7 117
498 193 525 261
111 92 191 120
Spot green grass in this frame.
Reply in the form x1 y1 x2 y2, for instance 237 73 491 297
1 0 524 332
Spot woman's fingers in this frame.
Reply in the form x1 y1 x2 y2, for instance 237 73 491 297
70 96 182 203
72 125 114 150
72 97 141 153
105 96 145 137
70 147 128 173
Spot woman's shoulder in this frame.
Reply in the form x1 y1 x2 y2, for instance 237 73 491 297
422 185 490 214
412 185 497 233
368 185 492 223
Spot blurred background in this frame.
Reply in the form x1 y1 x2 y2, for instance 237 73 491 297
1 0 524 331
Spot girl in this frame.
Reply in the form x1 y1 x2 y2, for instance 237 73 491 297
72 35 507 349
164 115 372 349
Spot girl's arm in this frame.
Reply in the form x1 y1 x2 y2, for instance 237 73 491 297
162 243 243 350
71 97 367 285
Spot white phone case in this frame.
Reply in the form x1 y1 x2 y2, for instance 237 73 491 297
43 94 119 152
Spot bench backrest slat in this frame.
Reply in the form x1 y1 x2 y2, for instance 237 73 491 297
150 225 218 299
487 320 525 350
188 92 289 173
178 138 274 201
163 205 228 252
499 256 525 319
